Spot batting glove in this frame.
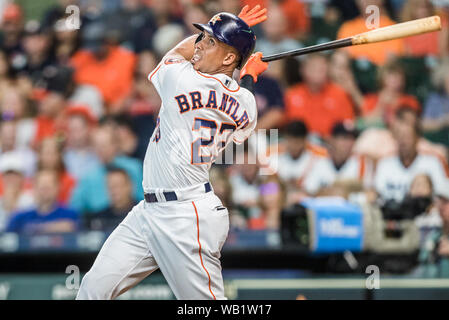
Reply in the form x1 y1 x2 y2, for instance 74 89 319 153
238 5 267 27
239 52 268 82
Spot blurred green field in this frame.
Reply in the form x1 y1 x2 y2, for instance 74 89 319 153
14 0 57 22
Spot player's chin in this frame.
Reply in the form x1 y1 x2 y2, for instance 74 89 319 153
191 60 201 71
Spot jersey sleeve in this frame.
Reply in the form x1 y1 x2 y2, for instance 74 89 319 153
233 91 258 145
148 58 192 96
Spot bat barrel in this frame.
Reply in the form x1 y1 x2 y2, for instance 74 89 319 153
260 15 441 63
351 15 441 45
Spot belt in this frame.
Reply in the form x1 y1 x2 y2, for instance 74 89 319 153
144 182 212 203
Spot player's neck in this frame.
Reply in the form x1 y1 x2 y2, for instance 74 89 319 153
208 66 234 78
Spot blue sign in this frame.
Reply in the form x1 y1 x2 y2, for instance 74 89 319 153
301 197 364 253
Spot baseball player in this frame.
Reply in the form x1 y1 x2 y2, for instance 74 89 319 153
76 6 268 300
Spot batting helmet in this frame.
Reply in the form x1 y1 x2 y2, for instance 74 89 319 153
193 12 256 69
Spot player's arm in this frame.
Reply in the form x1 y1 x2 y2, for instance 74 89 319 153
162 35 197 62
148 35 198 93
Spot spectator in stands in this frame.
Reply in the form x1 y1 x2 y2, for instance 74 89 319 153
19 20 56 85
249 175 286 230
284 53 354 138
37 137 76 205
415 179 449 278
0 49 13 88
46 23 105 119
100 115 143 161
149 0 183 27
354 106 449 162
182 3 210 36
103 0 157 53
209 165 248 229
337 0 404 65
41 0 81 30
70 21 137 111
242 0 310 40
400 0 448 58
329 50 364 113
117 50 160 151
0 120 36 178
0 3 25 70
329 0 359 22
374 121 448 203
83 167 137 231
0 83 35 148
253 74 285 130
210 166 233 210
32 66 74 147
256 4 303 57
229 148 260 218
53 17 81 64
121 50 161 117
256 4 302 83
6 169 79 234
422 60 449 137
304 121 373 195
217 0 241 16
410 174 442 244
360 60 420 129
62 105 100 180
69 125 143 214
151 23 185 58
0 152 34 232
275 121 326 204
148 0 184 56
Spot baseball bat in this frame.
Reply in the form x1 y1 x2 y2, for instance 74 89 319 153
261 15 442 62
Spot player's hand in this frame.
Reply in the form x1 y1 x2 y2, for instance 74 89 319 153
238 5 267 27
239 52 268 82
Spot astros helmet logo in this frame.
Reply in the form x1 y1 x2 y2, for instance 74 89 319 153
209 14 222 25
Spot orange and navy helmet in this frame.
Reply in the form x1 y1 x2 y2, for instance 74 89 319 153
193 12 256 69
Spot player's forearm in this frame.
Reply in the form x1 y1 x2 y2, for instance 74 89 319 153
164 35 197 62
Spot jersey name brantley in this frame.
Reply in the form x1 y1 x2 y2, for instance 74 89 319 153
174 90 250 129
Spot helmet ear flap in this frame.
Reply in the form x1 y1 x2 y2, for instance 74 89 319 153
195 32 204 44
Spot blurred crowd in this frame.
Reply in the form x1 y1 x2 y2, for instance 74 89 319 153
0 0 449 274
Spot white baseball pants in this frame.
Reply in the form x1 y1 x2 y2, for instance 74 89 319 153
76 189 229 300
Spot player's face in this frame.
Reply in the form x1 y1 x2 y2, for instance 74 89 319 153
191 32 237 74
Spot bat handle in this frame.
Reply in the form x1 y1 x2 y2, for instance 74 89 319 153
260 38 353 63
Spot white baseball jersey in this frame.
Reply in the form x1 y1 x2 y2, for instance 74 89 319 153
77 58 258 300
374 153 449 202
276 149 322 185
144 58 257 191
303 154 374 194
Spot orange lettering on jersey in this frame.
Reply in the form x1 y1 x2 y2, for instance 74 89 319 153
190 91 203 110
175 94 190 113
205 90 217 109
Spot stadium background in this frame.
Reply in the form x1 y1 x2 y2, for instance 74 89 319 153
0 0 449 299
